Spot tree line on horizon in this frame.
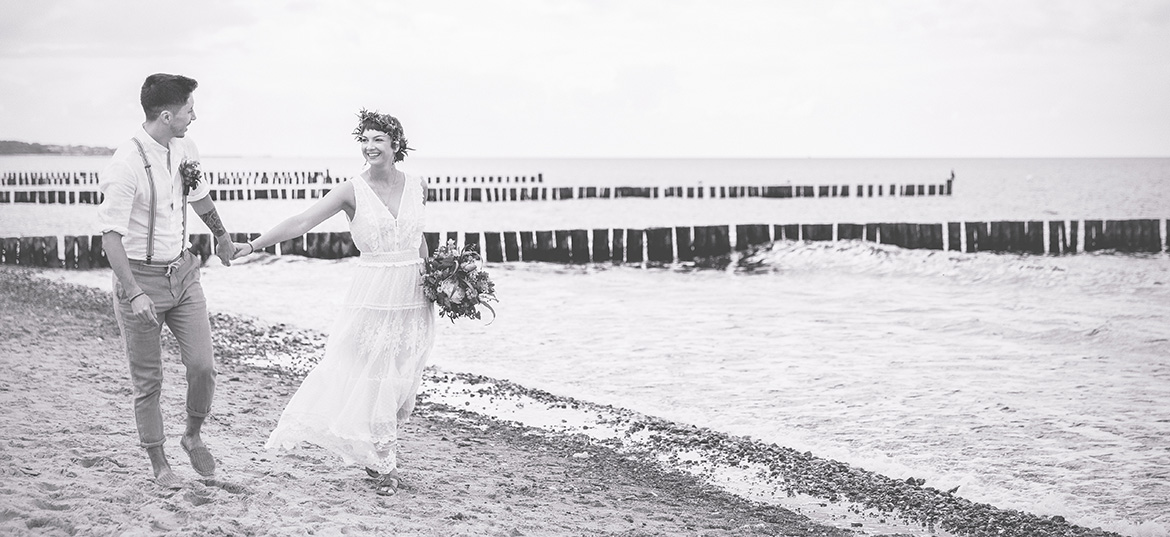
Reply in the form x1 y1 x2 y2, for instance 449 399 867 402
0 140 113 156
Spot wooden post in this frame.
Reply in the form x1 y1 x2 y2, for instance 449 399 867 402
626 229 644 263
520 231 536 261
278 235 305 257
1068 221 1079 254
693 226 730 257
553 230 571 263
948 223 962 251
90 235 108 267
1048 221 1066 255
611 229 625 264
503 232 520 261
63 236 78 269
535 231 555 262
878 223 899 248
838 223 864 241
484 232 503 263
1083 220 1104 252
423 232 439 257
37 236 59 267
675 226 693 262
965 222 986 253
646 228 673 264
779 224 800 241
304 232 324 258
464 232 481 255
569 229 590 264
919 224 943 250
592 229 611 263
1025 221 1044 254
19 237 36 266
802 224 833 241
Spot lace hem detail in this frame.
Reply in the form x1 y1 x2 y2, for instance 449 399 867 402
266 418 401 474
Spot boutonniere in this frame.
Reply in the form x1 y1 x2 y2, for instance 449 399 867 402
179 159 202 195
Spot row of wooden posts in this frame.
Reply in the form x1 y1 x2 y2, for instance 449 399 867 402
3 219 1165 269
0 178 952 205
0 170 546 187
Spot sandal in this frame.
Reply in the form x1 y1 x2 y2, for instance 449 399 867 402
181 439 216 477
375 474 401 496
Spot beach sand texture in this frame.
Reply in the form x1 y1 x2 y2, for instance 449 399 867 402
1 264 1139 537
0 267 858 536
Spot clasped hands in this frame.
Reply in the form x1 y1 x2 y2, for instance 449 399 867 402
211 238 257 265
230 241 257 260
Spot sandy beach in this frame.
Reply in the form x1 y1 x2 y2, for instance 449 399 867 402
1 263 1140 537
0 266 864 536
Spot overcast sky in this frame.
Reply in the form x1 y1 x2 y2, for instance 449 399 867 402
1 0 1168 158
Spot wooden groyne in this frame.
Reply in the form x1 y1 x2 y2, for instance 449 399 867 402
1 169 952 204
4 218 1164 269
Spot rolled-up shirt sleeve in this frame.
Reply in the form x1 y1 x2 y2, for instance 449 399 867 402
97 159 136 237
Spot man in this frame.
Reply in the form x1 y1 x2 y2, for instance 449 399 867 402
98 73 236 488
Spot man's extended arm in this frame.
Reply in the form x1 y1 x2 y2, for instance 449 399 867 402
190 196 235 266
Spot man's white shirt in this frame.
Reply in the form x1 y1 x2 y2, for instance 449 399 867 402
98 127 211 261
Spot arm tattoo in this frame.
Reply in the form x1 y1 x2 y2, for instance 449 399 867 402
199 208 228 237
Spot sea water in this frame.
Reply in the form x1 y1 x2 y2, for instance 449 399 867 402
4 156 1169 535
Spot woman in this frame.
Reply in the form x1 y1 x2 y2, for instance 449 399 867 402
233 109 434 496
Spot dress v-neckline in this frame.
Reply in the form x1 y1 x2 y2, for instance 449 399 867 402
361 173 406 221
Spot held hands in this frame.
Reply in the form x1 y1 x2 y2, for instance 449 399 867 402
214 236 236 266
231 241 257 260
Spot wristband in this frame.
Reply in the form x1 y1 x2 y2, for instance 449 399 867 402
128 291 147 303
246 242 256 255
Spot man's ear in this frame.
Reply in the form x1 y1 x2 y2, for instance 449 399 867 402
160 109 172 123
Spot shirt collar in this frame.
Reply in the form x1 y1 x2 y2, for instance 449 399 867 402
135 125 171 153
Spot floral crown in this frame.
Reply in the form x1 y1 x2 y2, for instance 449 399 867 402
352 108 412 162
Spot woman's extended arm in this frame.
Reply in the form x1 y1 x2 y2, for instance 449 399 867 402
235 181 355 257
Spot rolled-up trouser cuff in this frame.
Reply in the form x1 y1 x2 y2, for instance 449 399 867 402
187 407 210 419
140 437 167 449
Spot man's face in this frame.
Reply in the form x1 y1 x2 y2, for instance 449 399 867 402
165 94 196 138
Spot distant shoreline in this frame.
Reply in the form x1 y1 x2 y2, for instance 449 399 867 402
0 140 113 156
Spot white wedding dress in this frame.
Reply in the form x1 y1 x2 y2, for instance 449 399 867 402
266 173 435 474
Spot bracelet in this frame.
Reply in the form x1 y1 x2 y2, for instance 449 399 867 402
246 242 256 255
128 291 147 302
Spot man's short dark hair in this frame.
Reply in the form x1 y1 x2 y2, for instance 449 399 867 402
140 73 198 120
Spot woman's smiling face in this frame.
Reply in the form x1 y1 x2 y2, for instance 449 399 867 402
357 129 396 165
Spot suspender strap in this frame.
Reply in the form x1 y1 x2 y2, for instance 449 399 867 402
131 138 189 264
131 139 156 263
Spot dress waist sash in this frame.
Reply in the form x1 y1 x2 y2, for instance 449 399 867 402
357 250 422 267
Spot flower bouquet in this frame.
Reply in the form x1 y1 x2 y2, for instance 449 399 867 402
421 240 497 323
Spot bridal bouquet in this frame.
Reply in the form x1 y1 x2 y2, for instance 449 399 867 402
421 240 497 323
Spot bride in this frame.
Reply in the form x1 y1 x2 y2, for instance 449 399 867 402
233 109 434 496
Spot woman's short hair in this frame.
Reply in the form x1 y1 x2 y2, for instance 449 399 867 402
140 74 198 120
353 108 413 162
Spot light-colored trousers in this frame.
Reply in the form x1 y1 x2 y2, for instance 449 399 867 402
112 250 215 448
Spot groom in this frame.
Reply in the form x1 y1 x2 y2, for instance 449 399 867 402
98 73 237 488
